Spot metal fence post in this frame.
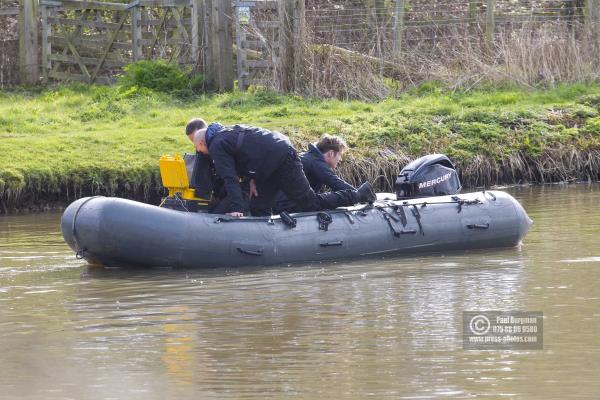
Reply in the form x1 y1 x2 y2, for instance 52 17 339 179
485 0 495 44
201 0 212 84
292 0 304 91
585 0 599 29
585 0 600 49
468 0 479 32
392 0 405 60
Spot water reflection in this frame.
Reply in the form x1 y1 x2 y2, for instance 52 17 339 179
0 184 599 399
61 248 528 399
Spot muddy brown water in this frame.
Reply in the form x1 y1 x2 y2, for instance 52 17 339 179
0 184 599 399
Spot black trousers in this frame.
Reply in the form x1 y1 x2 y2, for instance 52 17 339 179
249 149 358 216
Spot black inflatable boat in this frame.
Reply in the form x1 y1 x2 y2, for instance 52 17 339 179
61 154 532 268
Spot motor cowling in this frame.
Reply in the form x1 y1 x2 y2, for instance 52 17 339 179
395 154 461 199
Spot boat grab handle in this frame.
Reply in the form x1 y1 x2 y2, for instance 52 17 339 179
394 230 417 236
237 247 263 256
467 223 490 229
320 241 344 247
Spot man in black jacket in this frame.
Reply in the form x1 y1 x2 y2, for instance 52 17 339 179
190 122 375 217
274 135 355 213
185 118 249 214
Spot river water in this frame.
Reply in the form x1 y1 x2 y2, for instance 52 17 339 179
0 184 598 399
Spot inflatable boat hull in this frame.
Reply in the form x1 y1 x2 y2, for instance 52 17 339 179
61 191 532 268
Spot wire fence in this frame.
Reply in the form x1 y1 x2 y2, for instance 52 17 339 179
304 0 594 56
2 0 600 93
293 0 600 98
235 0 600 99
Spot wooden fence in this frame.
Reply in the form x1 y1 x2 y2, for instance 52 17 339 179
37 0 235 88
234 0 279 91
9 0 304 90
4 0 600 90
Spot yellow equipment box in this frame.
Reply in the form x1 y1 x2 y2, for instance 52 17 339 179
159 154 209 211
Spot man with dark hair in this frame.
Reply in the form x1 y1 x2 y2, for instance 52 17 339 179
185 118 207 139
190 122 376 217
184 118 212 198
302 134 354 192
274 134 355 213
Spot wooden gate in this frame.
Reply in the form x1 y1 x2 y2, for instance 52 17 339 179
234 0 305 92
40 0 198 84
234 0 279 90
37 0 297 91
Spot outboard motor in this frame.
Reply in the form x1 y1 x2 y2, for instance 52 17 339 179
395 154 461 199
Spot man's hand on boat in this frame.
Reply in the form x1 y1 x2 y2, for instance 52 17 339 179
225 180 257 217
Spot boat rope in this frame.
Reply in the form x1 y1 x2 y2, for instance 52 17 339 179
377 207 401 236
378 202 410 228
351 192 488 212
476 188 497 202
411 205 425 236
174 194 189 212
451 196 481 213
211 193 488 226
343 211 355 224
71 196 102 259
396 204 408 227
375 206 418 237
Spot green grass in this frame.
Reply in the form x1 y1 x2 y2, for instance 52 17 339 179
1 82 600 209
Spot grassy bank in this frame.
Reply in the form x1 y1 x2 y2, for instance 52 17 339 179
1 83 600 212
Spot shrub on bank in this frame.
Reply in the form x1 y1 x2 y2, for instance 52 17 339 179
118 60 204 98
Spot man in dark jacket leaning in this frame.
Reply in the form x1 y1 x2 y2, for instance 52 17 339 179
274 135 355 213
185 118 250 214
189 120 376 217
